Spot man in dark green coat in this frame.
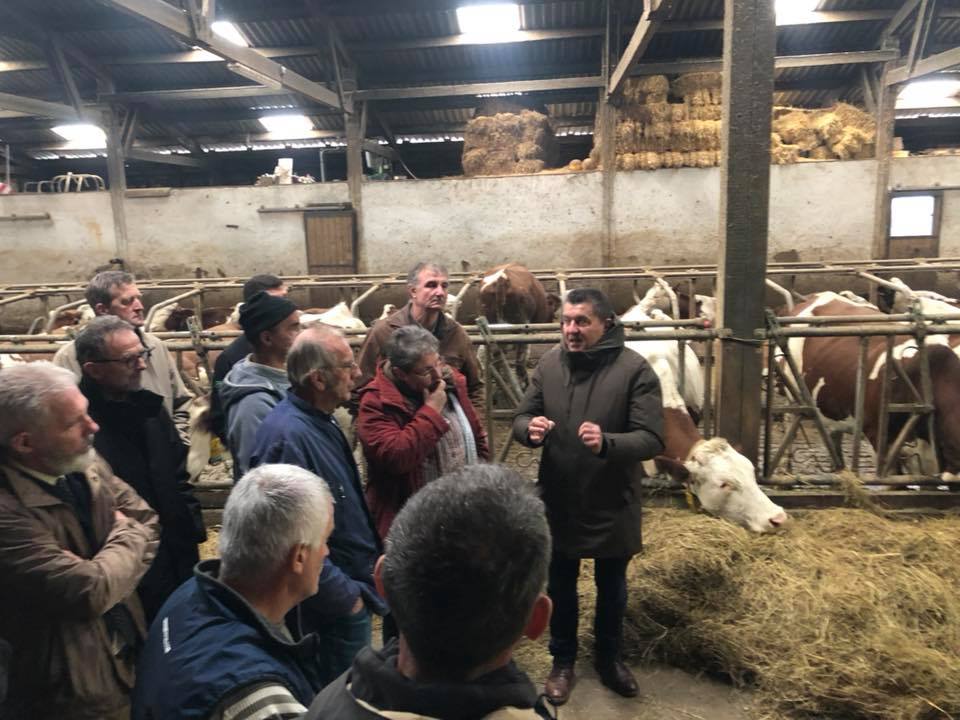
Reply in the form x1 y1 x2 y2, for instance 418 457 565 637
513 287 664 706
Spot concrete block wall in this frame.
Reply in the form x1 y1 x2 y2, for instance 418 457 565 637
0 156 955 290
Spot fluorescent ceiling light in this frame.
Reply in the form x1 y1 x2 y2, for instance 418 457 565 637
897 79 960 109
456 4 521 39
211 21 248 47
259 113 314 138
775 0 819 25
51 123 106 149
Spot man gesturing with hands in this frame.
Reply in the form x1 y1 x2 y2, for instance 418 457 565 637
513 288 664 706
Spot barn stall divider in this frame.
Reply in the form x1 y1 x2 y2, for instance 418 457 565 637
4 258 960 519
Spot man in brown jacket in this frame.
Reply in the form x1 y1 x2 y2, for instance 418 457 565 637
0 362 160 720
513 288 664 706
357 261 483 414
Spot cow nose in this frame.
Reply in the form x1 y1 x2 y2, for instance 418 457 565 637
768 511 788 528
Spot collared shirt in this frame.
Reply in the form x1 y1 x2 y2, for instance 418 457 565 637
2 458 58 486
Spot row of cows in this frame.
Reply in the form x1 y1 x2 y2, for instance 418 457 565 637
2 266 958 534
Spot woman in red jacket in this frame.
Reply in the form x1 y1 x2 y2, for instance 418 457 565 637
357 325 490 541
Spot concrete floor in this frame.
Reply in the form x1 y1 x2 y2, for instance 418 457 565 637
547 662 752 720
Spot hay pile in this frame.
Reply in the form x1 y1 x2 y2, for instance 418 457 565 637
571 72 878 171
771 102 876 163
514 507 960 720
461 110 555 176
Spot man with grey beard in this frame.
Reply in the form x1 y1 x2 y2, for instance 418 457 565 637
0 362 159 720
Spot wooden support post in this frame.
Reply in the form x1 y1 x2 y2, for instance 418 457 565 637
599 0 617 267
871 64 898 259
345 89 364 272
715 0 776 464
104 108 129 258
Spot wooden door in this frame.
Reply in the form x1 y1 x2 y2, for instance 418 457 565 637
304 209 356 308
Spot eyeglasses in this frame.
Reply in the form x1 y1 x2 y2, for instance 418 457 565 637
327 360 359 371
408 364 440 378
95 347 153 369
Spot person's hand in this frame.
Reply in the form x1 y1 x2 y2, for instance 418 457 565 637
424 377 447 413
527 416 555 444
578 421 604 454
350 596 365 615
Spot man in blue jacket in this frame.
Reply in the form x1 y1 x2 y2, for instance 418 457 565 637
250 324 386 686
132 463 333 720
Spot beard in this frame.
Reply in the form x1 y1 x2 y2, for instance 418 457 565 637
49 446 97 476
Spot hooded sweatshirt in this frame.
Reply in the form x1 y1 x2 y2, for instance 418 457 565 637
219 357 290 480
305 640 552 720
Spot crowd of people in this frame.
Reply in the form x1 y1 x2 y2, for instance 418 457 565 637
0 262 665 719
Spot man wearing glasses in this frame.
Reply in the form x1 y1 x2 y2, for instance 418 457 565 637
54 271 194 440
249 324 386 687
357 325 489 543
76 316 206 621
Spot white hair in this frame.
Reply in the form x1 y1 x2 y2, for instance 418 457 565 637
219 463 334 583
0 362 78 450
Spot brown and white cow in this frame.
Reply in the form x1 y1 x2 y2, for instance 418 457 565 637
479 263 560 325
621 304 788 532
782 291 960 478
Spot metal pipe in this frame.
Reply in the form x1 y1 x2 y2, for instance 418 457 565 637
43 297 89 333
319 148 328 182
349 282 383 317
851 336 869 473
143 287 204 330
765 278 794 311
763 339 776 477
875 336 894 478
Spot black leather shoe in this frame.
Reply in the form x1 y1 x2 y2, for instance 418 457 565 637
595 659 639 698
544 663 576 705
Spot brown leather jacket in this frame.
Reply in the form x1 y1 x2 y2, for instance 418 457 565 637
0 454 159 719
356 302 484 416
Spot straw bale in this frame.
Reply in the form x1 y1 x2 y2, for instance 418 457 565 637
627 101 673 124
808 145 834 160
832 101 876 140
672 72 723 97
831 127 870 160
771 133 800 164
773 110 819 151
621 153 639 171
567 158 583 171
616 120 639 153
643 120 672 141
708 87 723 105
516 141 544 161
854 142 875 160
624 75 670 104
582 157 597 171
514 159 545 174
812 111 844 145
660 150 685 168
692 150 716 168
670 103 689 122
687 104 722 121
637 151 661 171
686 88 711 106
462 148 489 176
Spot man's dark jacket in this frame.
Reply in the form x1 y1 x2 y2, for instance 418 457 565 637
132 560 323 720
306 640 552 719
249 392 387 619
512 323 664 558
80 376 206 621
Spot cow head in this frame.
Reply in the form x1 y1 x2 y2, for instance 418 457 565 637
681 438 788 533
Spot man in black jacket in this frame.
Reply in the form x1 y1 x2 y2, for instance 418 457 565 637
76 315 206 621
306 464 553 720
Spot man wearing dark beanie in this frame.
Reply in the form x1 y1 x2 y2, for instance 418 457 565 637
209 275 288 441
219 291 301 480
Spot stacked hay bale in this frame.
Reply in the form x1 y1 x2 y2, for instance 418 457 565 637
771 102 876 163
573 73 723 172
461 110 555 176
570 71 876 170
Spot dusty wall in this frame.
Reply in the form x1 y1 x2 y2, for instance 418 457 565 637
0 157 955 289
890 155 960 257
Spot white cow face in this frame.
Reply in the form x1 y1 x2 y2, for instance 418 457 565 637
685 438 788 533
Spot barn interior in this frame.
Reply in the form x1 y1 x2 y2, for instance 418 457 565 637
2 1 960 718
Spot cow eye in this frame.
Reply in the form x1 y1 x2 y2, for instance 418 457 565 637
718 481 731 490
